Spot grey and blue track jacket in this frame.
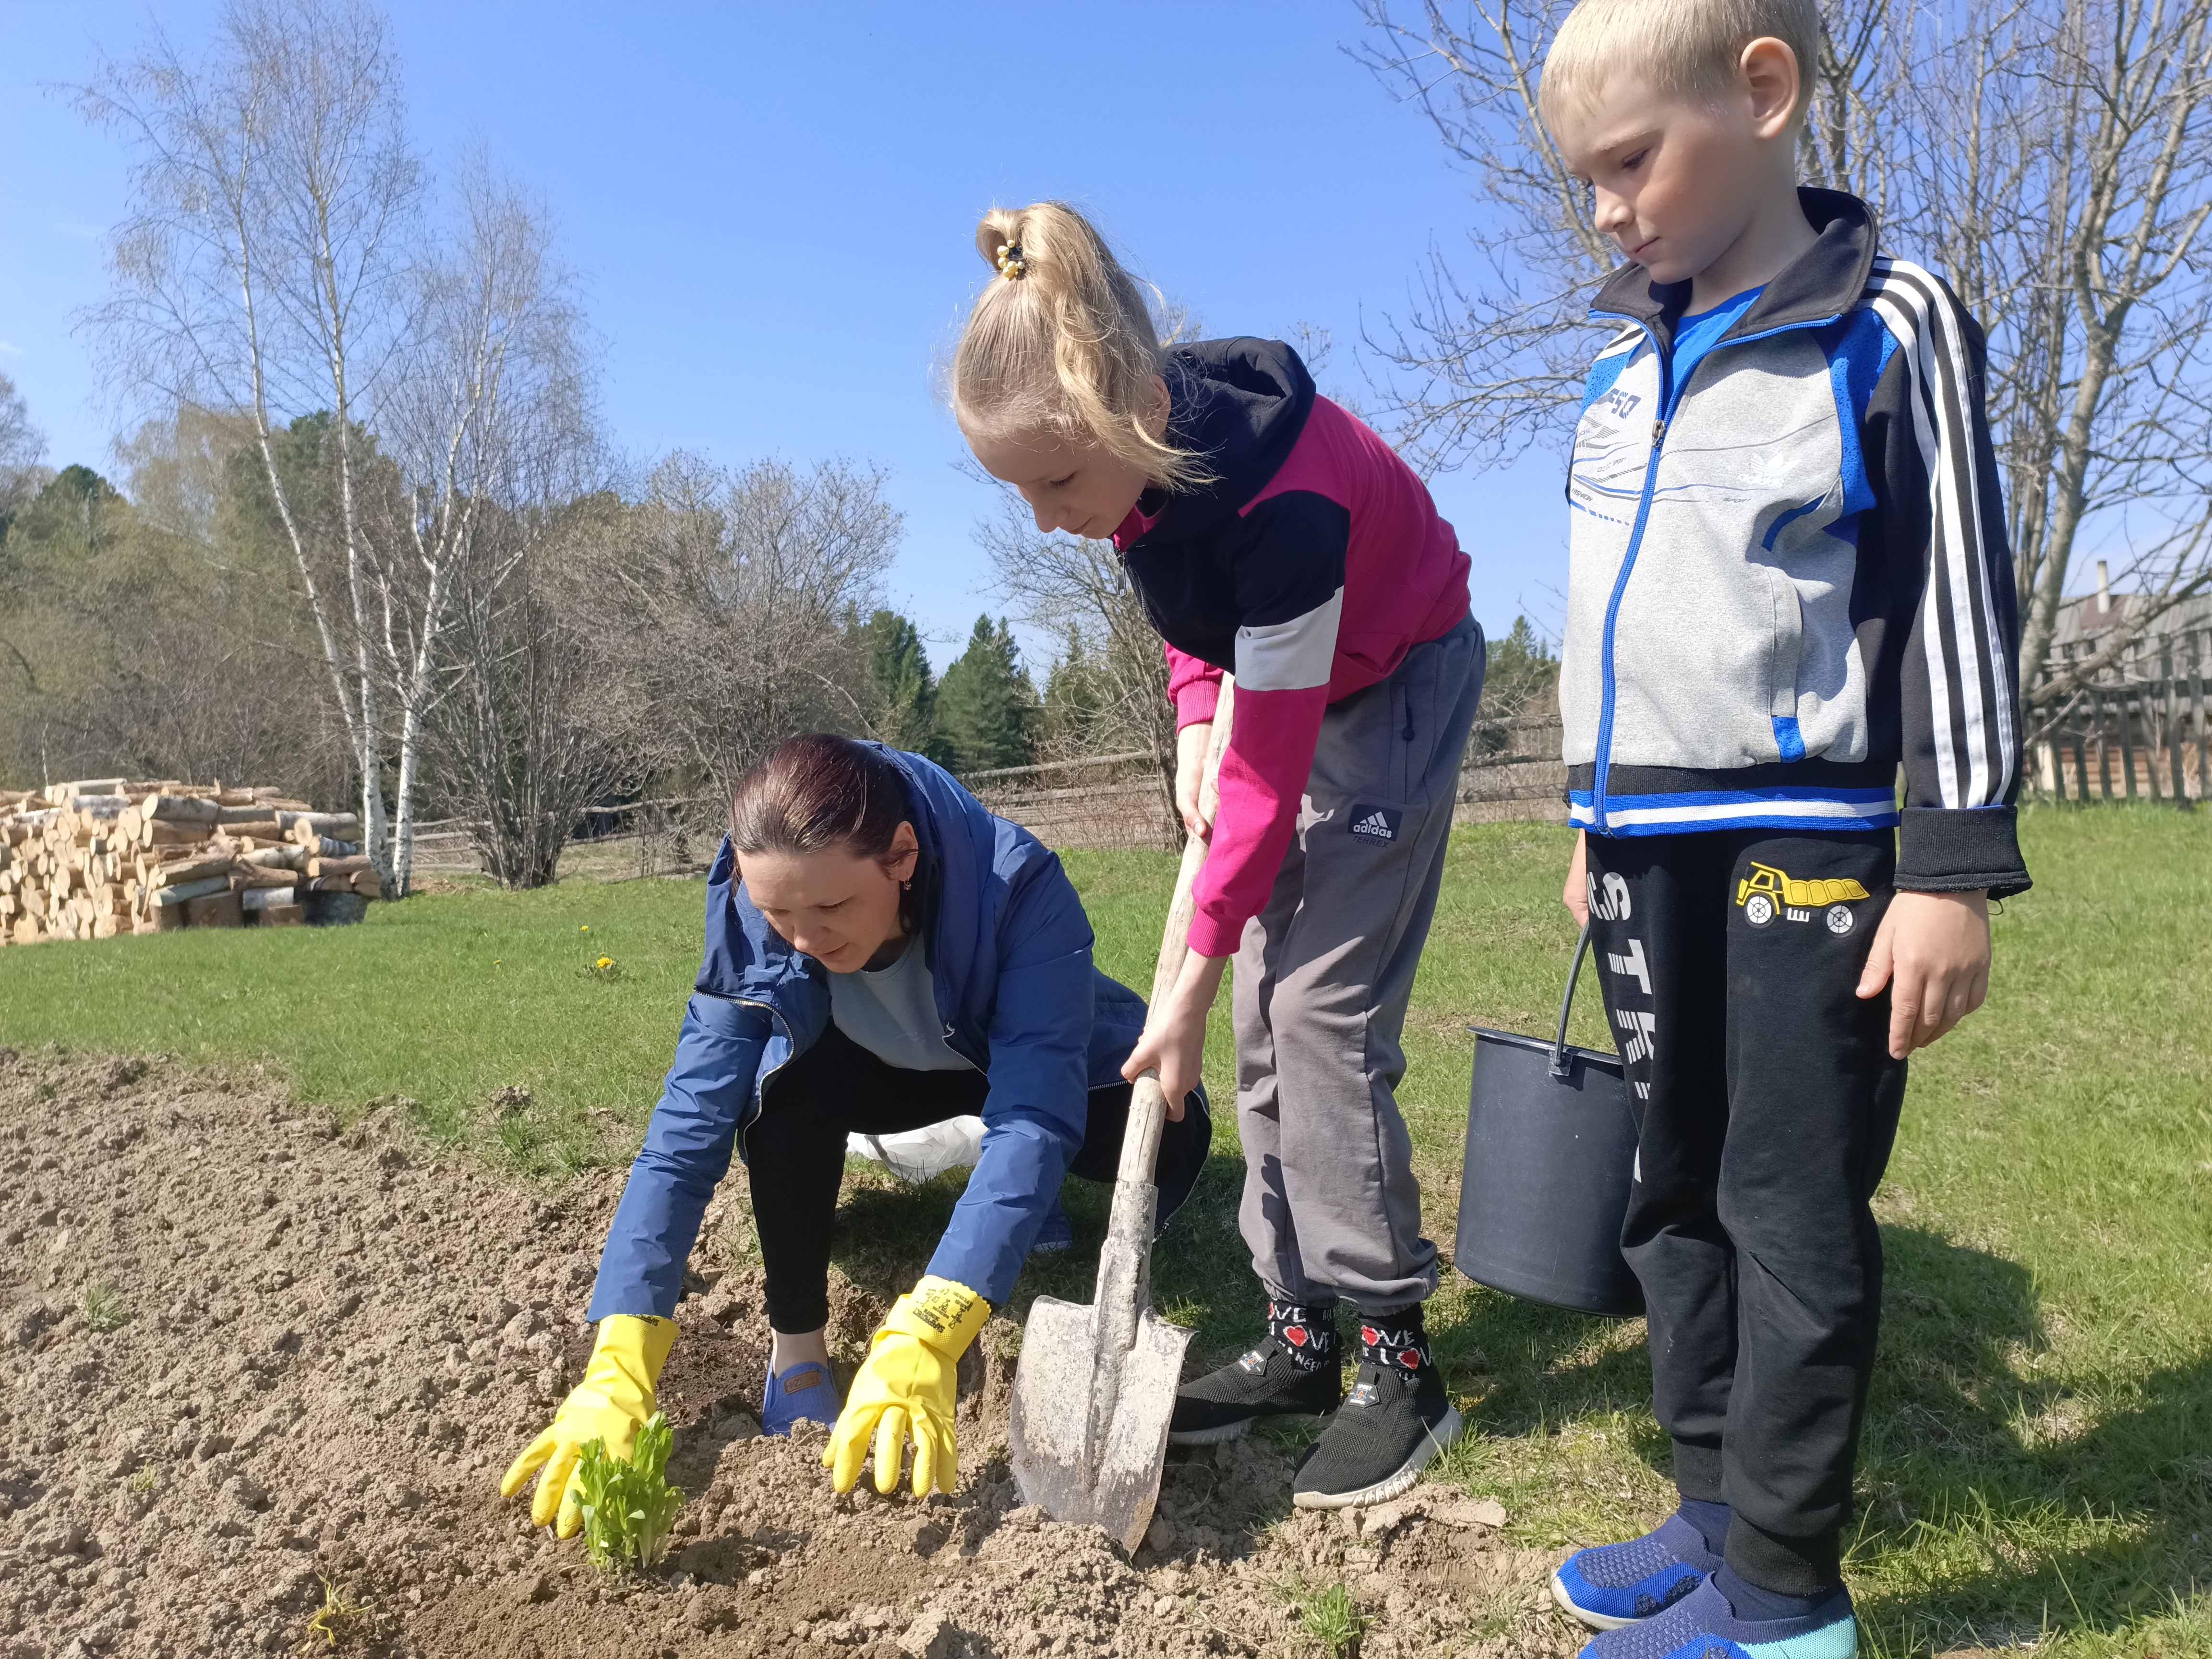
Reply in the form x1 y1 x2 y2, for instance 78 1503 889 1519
584 746 1154 1320
1563 190 2030 897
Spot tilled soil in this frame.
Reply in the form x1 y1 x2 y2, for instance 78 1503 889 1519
0 1050 1583 1659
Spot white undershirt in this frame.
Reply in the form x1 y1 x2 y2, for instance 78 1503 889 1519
826 936 974 1073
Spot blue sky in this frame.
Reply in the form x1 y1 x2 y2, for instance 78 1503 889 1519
0 1 1571 669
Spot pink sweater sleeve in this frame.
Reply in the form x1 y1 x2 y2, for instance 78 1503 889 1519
1165 644 1222 729
1185 681 1333 958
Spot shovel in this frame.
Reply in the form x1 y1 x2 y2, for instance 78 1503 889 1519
1008 677 1237 1551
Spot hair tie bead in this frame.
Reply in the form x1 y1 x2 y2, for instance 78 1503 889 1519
995 240 1027 279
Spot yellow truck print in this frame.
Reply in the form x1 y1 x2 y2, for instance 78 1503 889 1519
1734 863 1871 932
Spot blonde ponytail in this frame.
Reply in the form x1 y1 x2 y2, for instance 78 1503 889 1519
953 202 1211 492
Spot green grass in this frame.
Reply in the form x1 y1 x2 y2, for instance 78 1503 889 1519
0 880 711 1174
1278 1577 1368 1657
3 807 2207 1654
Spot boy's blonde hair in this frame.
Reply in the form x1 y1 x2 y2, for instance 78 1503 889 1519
1539 0 1819 126
953 202 1209 491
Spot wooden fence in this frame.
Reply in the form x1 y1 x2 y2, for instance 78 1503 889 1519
1455 711 1567 825
408 820 479 874
402 709 1577 879
2029 626 2208 806
408 795 714 881
965 711 1570 853
965 752 1182 852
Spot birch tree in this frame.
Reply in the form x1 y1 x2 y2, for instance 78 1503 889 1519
78 0 596 888
79 0 418 880
1349 0 1617 472
368 160 596 892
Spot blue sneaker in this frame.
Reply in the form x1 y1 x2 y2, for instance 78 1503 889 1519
1575 1574 1855 1659
1030 1198 1074 1255
1552 1512 1722 1630
760 1360 840 1437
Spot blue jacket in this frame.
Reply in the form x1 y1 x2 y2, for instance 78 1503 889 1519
585 746 1150 1319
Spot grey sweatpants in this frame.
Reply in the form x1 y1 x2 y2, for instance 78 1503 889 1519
1233 614 1485 1315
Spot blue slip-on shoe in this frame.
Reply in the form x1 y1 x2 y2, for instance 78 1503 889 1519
760 1360 840 1437
1552 1511 1722 1630
1575 1574 1856 1659
1030 1198 1074 1255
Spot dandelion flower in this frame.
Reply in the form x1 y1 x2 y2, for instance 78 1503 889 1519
581 925 590 932
596 956 613 970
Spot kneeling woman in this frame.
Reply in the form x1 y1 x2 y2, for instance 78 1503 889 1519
503 734 1210 1525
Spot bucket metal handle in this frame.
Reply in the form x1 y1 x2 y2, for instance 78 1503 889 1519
1550 923 1593 1079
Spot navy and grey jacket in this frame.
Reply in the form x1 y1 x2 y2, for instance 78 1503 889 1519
1115 338 1469 957
585 746 1151 1320
1563 190 2030 897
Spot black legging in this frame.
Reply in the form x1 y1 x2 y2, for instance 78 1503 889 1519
747 1020 1211 1333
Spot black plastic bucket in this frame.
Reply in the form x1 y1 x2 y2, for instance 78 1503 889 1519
1454 926 1645 1317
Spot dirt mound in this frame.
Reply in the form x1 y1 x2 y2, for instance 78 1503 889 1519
0 1049 1581 1658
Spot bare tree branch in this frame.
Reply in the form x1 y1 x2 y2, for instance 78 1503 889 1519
979 501 1181 829
592 456 902 821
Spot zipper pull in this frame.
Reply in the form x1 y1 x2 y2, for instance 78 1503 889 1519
1651 418 1668 447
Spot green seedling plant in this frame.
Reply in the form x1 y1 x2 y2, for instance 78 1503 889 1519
83 1282 129 1333
576 1412 684 1572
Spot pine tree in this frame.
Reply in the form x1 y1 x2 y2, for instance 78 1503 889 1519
1487 615 1557 705
857 608 941 758
935 614 1038 774
1472 614 1561 754
1038 624 1111 759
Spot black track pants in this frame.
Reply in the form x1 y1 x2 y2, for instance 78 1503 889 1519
745 1022 1211 1334
1583 828 1907 1597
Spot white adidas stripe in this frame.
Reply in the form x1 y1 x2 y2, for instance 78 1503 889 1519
1865 258 2020 811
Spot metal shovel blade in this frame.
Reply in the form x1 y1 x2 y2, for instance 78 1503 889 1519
1003 696 1229 1559
1009 1295 1192 1552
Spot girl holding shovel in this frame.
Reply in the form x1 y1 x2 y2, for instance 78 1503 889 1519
502 734 1211 1529
956 203 1483 1509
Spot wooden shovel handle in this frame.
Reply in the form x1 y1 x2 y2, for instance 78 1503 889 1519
1149 677 1236 1014
1119 677 1236 1189
1117 1073 1173 1187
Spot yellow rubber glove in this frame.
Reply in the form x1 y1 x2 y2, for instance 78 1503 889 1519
824 1276 988 1498
499 1313 676 1537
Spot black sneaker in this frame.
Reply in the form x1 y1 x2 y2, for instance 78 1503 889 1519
1167 1299 1342 1445
1290 1310 1462 1509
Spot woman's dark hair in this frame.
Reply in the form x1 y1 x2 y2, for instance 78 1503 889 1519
729 733 911 861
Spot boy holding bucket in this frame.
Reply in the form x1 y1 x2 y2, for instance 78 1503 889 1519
1537 2 2030 1654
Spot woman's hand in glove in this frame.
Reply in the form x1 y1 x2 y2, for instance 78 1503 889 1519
824 1277 988 1498
500 1313 676 1536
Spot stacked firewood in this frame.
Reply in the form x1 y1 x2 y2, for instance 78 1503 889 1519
0 778 381 946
